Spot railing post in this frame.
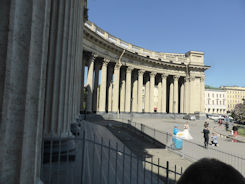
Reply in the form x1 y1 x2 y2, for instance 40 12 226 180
81 131 86 184
166 161 169 184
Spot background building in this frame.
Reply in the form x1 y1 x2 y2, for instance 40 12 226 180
205 88 226 114
221 86 245 112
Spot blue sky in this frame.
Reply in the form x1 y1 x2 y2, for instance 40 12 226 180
87 0 245 87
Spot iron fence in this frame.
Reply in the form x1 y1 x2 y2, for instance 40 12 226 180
41 130 183 184
128 120 245 176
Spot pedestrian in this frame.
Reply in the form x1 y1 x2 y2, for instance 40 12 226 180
218 118 222 126
203 126 210 148
204 121 209 128
225 121 229 131
173 125 179 135
232 125 238 137
211 132 218 146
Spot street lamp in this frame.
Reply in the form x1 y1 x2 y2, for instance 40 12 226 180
130 98 133 123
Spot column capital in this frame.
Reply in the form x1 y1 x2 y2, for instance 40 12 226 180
114 63 122 70
89 53 98 62
126 66 134 73
161 73 168 79
138 69 145 75
150 72 157 78
173 75 180 81
102 58 110 67
184 76 189 82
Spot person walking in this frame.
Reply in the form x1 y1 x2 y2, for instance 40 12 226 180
218 118 222 126
232 125 238 137
203 124 210 148
225 121 229 131
232 125 238 143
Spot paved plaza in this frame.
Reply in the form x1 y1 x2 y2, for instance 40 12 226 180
131 118 245 156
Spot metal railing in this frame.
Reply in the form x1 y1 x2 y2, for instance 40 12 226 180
41 131 183 184
128 120 245 176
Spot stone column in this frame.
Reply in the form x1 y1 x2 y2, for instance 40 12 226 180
180 82 185 113
0 0 84 183
107 66 113 112
92 62 100 112
157 78 162 112
161 74 167 113
120 68 126 112
189 76 195 113
86 53 97 112
132 70 138 112
125 67 133 112
184 77 189 113
137 70 144 112
80 53 86 112
145 74 150 112
200 77 205 112
173 76 179 113
98 59 109 112
169 79 173 113
150 72 156 112
112 63 121 112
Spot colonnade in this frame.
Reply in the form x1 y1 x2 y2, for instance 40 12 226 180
0 0 84 183
83 52 203 114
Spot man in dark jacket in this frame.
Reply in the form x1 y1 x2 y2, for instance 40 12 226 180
203 127 210 148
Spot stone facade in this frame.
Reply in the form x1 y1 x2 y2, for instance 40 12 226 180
82 21 210 114
205 89 226 114
221 86 245 112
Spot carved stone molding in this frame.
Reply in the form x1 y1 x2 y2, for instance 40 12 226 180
126 66 134 73
173 75 180 81
138 69 145 75
102 58 110 66
150 72 157 78
114 63 122 70
161 73 168 79
89 53 98 62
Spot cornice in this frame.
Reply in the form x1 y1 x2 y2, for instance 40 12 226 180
83 22 209 72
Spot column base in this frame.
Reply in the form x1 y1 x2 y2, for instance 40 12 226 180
42 137 76 164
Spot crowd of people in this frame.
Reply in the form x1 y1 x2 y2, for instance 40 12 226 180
173 118 239 149
173 119 245 183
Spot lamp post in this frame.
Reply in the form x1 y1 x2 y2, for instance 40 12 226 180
130 97 133 123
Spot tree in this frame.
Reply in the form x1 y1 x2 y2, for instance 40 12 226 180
231 103 245 122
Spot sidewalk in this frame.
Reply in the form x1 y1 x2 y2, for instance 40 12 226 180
212 123 245 143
